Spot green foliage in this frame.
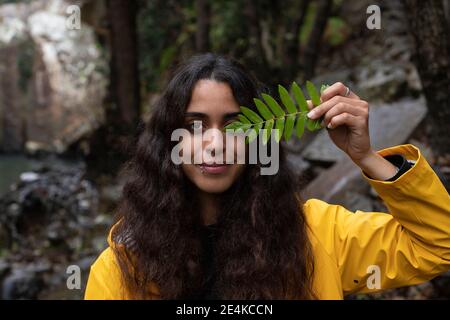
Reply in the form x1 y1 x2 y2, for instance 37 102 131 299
136 0 337 93
225 81 329 144
299 3 317 46
138 0 191 91
326 17 350 46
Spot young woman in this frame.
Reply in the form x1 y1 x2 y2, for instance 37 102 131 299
85 53 450 300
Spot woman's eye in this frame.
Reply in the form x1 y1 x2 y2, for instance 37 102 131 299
187 121 203 132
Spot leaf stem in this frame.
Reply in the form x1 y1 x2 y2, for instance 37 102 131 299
242 111 310 129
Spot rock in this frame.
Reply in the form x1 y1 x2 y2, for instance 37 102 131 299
0 259 10 279
302 158 362 203
311 69 354 92
76 255 97 272
0 42 27 151
356 61 410 102
0 0 108 153
0 1 46 46
407 139 434 163
285 152 311 177
0 154 109 299
340 0 375 30
0 224 10 250
0 157 99 247
1 267 44 299
301 132 345 163
0 2 43 152
302 97 427 162
340 190 374 213
431 271 450 298
0 13 27 45
25 141 52 155
26 7 107 153
20 172 40 183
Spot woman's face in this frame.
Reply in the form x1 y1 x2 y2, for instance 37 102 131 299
181 79 246 194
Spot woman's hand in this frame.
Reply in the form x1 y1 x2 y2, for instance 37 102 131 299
306 82 370 163
306 82 398 180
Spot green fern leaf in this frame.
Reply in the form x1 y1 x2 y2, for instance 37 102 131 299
306 118 321 131
224 81 328 144
274 118 285 143
263 119 274 145
224 121 242 130
254 98 274 121
305 81 324 131
238 114 251 124
248 122 263 144
305 83 330 131
284 114 296 141
262 93 285 117
296 115 306 138
278 85 297 114
291 82 309 113
320 84 330 94
241 106 263 124
306 80 321 106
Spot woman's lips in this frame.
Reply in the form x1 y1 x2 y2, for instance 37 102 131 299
197 163 230 174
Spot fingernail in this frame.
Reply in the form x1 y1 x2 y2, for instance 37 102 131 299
327 123 333 129
307 110 316 119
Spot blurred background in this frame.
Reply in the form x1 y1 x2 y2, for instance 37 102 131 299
0 0 449 299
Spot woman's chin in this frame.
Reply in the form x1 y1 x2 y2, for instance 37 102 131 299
182 163 245 194
194 178 234 194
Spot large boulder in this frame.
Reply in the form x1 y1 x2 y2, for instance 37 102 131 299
0 0 107 153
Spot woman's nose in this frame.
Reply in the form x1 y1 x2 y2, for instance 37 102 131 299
203 128 225 158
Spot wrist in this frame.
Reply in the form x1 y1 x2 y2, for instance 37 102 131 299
353 150 399 181
352 149 377 167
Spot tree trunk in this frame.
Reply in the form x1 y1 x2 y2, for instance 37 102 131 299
404 0 450 154
85 0 140 177
107 0 140 130
283 0 311 79
244 1 266 63
302 0 332 80
195 0 211 52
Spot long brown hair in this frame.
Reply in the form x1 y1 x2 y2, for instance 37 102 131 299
112 53 316 299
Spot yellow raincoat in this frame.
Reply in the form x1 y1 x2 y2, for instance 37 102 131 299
85 144 450 299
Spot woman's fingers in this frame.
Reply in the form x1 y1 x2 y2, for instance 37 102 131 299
307 96 368 120
327 112 365 130
306 82 369 130
321 82 360 101
321 102 368 128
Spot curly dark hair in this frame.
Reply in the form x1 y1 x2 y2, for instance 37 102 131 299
111 53 316 299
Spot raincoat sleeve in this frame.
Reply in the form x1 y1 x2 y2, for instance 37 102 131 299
305 144 450 296
84 246 128 299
